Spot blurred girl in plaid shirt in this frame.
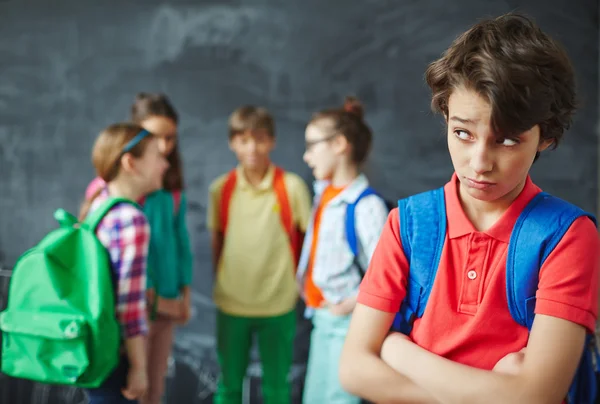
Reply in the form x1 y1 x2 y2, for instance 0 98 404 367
85 93 193 404
79 123 169 403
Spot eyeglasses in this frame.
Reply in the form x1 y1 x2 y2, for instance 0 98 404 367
305 134 338 151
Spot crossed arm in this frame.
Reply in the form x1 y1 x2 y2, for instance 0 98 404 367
340 304 586 404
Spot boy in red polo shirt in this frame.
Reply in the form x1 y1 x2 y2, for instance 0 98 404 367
339 13 599 404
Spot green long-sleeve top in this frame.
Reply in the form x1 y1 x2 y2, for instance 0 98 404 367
143 189 193 298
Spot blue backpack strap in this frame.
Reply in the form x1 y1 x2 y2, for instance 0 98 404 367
391 187 447 334
345 187 379 277
506 192 597 329
506 192 598 403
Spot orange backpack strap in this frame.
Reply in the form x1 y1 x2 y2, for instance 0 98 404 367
273 167 293 233
219 170 238 235
273 167 300 265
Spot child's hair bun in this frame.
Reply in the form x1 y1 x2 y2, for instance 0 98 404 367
135 92 150 102
343 96 364 120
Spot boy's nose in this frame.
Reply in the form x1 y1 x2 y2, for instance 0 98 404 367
469 144 493 174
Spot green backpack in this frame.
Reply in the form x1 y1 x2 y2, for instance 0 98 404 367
0 197 136 388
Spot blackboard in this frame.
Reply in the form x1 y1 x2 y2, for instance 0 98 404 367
0 1 597 403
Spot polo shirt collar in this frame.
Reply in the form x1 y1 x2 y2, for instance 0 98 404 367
235 164 276 191
446 173 541 243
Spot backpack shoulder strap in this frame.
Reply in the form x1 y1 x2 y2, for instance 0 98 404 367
345 187 378 260
506 192 597 330
345 187 380 278
219 170 237 235
392 187 446 333
272 166 301 264
82 197 139 232
506 193 598 404
273 166 293 233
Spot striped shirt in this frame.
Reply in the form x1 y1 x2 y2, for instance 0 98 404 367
90 190 150 338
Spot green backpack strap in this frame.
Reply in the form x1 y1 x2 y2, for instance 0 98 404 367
80 196 159 320
81 197 139 231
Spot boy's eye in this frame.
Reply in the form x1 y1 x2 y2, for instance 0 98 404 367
499 138 519 146
454 130 471 140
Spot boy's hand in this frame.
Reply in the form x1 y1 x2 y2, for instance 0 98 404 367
122 365 148 400
492 348 527 375
327 296 357 316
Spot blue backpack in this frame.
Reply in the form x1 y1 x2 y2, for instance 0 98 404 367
345 187 394 276
391 187 599 404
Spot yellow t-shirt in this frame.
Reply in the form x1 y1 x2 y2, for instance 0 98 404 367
207 165 312 317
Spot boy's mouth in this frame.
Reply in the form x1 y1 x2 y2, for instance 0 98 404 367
466 177 495 190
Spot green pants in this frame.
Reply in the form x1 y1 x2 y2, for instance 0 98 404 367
215 309 296 404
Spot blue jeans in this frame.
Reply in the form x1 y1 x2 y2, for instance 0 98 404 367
86 358 138 404
302 309 360 404
87 391 137 404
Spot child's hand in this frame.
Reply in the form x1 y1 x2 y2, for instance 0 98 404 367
121 365 148 400
146 288 156 314
492 348 527 375
178 288 192 325
327 296 357 316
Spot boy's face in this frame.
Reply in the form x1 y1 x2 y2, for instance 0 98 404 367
446 86 551 206
229 129 274 171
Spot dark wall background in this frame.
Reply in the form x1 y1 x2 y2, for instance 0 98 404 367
0 1 598 403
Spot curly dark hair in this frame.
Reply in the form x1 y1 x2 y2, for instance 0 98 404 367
425 13 576 148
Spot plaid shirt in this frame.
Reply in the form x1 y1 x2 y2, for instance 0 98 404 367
91 190 150 338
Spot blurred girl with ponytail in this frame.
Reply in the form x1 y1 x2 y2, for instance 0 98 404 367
297 97 388 403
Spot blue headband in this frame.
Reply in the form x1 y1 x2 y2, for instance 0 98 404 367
122 129 150 153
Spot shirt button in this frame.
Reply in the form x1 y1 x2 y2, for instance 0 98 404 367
467 270 477 280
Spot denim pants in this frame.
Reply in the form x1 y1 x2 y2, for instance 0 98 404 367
85 358 138 404
302 308 361 404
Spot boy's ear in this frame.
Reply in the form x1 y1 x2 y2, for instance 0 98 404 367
537 132 554 152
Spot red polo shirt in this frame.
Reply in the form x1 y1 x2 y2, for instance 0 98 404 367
358 174 599 370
